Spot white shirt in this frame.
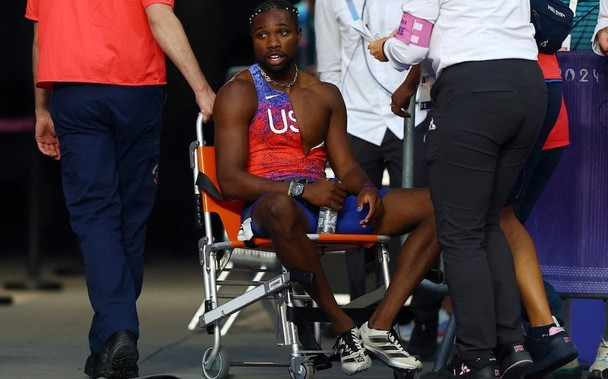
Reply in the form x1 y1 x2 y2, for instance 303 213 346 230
592 0 608 55
383 0 538 78
315 0 426 146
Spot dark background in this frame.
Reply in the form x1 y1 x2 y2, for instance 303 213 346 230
0 0 311 264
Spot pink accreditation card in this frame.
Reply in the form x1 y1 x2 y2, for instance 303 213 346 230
396 12 433 48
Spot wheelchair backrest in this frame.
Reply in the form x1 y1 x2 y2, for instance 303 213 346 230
196 145 245 242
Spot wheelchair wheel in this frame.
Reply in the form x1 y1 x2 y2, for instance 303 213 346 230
202 347 230 379
288 362 315 379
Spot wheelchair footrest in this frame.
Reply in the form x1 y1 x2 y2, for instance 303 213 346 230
199 271 294 328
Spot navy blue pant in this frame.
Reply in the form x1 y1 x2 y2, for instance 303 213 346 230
51 84 165 353
427 60 547 356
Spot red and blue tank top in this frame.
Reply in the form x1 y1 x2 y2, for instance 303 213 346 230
246 64 327 182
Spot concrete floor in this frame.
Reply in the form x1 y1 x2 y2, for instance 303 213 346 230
0 252 438 379
0 252 590 379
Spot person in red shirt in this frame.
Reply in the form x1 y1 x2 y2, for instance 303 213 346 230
26 0 215 378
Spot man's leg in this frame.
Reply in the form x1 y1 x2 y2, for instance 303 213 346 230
501 206 553 327
347 134 384 299
252 192 354 333
112 86 165 299
501 205 578 377
381 129 404 189
250 192 371 374
367 188 441 329
360 188 439 370
51 85 138 354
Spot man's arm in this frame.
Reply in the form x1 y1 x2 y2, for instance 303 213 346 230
215 77 349 210
145 3 215 118
314 0 342 86
593 0 608 56
32 23 60 160
323 84 368 192
214 78 291 202
321 83 383 225
391 64 420 118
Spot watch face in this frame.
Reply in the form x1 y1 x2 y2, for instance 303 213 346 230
292 182 304 197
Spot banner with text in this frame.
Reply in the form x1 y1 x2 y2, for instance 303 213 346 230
526 51 608 296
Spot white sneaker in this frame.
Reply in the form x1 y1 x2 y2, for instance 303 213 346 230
334 326 372 375
360 321 422 370
589 338 608 378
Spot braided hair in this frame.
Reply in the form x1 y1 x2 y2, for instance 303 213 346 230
249 0 300 29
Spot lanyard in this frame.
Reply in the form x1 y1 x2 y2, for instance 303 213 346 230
345 0 360 21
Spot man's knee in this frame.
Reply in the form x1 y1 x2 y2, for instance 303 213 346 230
256 193 303 232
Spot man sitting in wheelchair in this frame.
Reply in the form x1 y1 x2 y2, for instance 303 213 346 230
212 0 441 375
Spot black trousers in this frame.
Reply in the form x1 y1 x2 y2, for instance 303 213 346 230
426 59 547 356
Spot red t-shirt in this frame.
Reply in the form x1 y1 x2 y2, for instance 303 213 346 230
537 53 570 150
26 0 173 89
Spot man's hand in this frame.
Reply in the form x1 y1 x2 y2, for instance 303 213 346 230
35 112 60 160
357 185 383 227
598 27 608 55
146 3 216 122
196 85 216 123
304 179 347 211
391 64 421 117
391 82 415 118
368 37 390 62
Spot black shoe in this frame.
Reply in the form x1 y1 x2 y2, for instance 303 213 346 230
408 317 439 360
496 342 533 379
523 319 578 379
84 352 109 379
105 330 139 379
445 353 501 379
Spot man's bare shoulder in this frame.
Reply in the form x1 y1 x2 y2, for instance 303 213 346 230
215 70 257 105
218 70 255 96
214 70 257 117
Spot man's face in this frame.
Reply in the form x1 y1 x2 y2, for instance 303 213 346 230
251 9 301 75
